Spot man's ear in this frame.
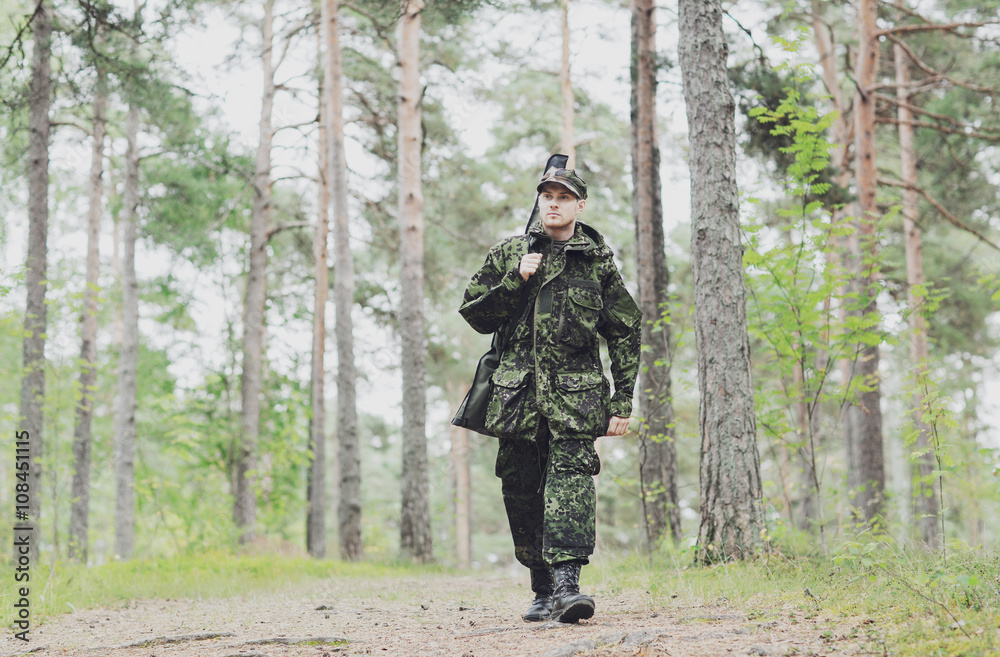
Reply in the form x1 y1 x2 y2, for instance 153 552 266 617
577 198 586 212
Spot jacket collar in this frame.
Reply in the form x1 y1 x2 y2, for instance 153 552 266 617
527 221 599 254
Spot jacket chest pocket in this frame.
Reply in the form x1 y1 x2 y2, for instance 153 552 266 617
558 280 603 348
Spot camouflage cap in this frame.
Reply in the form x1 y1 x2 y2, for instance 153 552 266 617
537 167 588 200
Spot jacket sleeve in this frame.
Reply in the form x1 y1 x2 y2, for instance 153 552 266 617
459 242 527 335
597 265 642 418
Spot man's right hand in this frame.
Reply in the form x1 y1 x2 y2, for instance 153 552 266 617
519 253 543 281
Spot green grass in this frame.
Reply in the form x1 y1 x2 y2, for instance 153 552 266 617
4 544 1000 656
1 550 450 627
590 542 1000 657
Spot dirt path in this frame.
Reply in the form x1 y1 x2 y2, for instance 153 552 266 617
2 573 881 657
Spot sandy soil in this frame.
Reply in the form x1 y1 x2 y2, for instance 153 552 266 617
1 572 884 657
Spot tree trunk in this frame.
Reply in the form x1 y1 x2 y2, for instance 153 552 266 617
307 20 330 559
18 0 52 567
326 0 362 561
397 0 432 562
811 0 852 189
845 0 885 527
894 43 939 548
110 213 124 349
69 67 108 563
449 405 472 569
114 98 141 561
559 0 575 166
630 0 680 548
678 0 764 563
236 0 276 544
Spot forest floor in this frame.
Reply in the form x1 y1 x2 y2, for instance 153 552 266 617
1 570 884 657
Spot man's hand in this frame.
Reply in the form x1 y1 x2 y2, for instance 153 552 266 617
519 253 543 281
605 416 630 437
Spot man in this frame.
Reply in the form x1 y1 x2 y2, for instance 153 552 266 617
459 166 641 623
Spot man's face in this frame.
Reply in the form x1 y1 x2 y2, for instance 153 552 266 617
538 183 585 237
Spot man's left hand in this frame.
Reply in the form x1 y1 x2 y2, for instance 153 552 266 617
605 416 630 437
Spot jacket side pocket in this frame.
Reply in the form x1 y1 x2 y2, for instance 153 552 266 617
485 368 534 435
551 370 610 437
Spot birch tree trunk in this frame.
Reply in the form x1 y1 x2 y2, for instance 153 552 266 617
114 98 141 561
236 0 277 544
630 0 680 547
845 0 885 526
678 0 764 563
18 0 52 566
325 0 362 561
398 0 432 562
894 43 939 548
559 0 575 167
69 67 108 562
307 23 330 558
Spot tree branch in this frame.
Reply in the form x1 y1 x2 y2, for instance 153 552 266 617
273 117 319 136
272 170 317 184
50 119 90 133
342 2 396 54
359 194 396 255
879 177 1000 251
196 154 253 184
874 77 945 95
724 11 768 65
266 221 312 241
274 14 312 72
877 116 1000 142
880 1 930 23
351 88 393 163
876 20 1000 38
0 0 43 73
886 34 999 95
136 148 166 162
875 91 1000 128
275 72 319 96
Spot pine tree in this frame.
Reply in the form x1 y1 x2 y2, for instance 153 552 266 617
679 0 765 562
630 0 680 546
844 0 886 526
397 0 433 562
236 0 279 544
69 62 108 562
113 95 140 560
18 0 53 566
307 17 330 558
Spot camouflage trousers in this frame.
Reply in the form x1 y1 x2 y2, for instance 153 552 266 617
495 417 601 569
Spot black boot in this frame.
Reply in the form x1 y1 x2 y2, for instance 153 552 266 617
550 561 594 623
522 568 554 622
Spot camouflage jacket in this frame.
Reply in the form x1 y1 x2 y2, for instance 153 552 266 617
459 220 642 438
